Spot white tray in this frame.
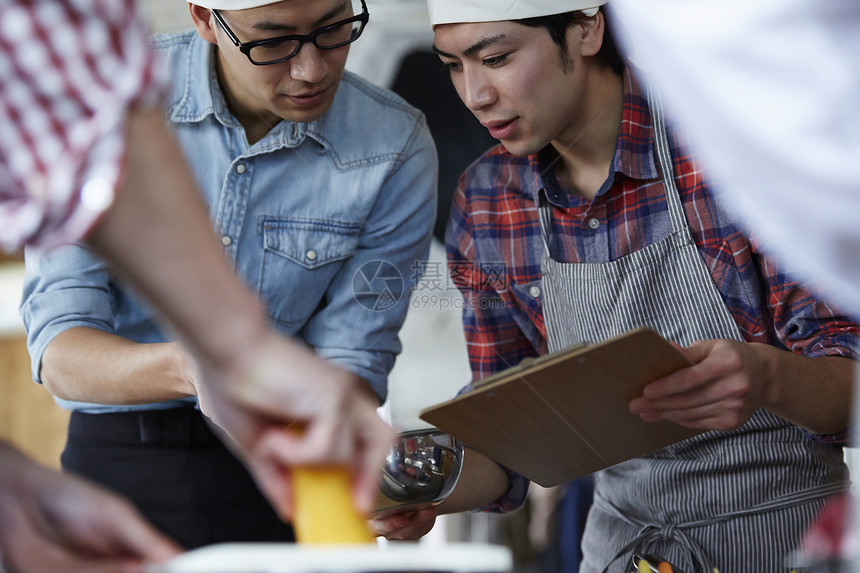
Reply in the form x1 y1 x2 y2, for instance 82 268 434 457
149 542 512 573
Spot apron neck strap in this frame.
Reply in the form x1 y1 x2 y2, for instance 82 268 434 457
645 79 696 240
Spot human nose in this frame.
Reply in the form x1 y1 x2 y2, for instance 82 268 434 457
459 67 494 111
289 42 328 83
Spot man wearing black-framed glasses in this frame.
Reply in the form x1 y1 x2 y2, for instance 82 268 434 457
23 0 437 550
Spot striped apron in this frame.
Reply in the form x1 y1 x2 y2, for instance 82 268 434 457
537 83 849 573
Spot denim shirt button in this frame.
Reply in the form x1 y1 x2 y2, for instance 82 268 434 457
305 249 318 261
220 235 232 247
235 164 246 174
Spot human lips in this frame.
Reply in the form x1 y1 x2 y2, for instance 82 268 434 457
482 118 519 140
287 86 329 107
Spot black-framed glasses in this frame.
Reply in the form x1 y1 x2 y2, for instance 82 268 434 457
211 1 369 66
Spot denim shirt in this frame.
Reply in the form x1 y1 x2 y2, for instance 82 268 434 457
21 31 437 413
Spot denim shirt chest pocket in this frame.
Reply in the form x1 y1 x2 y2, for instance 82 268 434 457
258 218 361 329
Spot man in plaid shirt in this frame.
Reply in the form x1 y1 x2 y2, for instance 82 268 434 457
375 1 859 571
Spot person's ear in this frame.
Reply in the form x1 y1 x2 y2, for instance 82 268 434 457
576 11 605 58
188 3 218 45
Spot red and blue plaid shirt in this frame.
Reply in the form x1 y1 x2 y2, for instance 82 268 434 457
445 69 857 492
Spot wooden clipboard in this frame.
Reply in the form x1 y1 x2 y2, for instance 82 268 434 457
419 328 704 487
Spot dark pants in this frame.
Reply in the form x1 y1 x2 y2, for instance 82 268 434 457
62 408 294 549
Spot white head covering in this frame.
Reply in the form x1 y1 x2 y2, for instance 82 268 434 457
187 0 280 9
428 0 607 27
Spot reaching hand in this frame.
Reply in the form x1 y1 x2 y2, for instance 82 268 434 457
0 442 181 573
193 330 394 519
628 339 771 431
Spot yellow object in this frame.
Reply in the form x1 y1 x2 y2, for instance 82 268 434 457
292 465 376 544
636 559 651 573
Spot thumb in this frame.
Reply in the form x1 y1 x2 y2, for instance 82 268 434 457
677 339 716 365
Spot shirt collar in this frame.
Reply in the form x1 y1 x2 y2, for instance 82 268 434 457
613 66 659 182
530 64 660 207
167 33 232 126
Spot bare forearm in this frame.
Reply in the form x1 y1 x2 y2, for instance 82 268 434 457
436 448 510 515
40 327 195 405
86 108 269 371
759 344 855 435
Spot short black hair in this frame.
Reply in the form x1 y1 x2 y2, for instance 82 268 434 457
518 7 623 75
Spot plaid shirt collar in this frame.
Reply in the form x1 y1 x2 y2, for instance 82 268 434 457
524 65 660 208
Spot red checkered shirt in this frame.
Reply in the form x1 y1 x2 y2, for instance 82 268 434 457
0 0 164 252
